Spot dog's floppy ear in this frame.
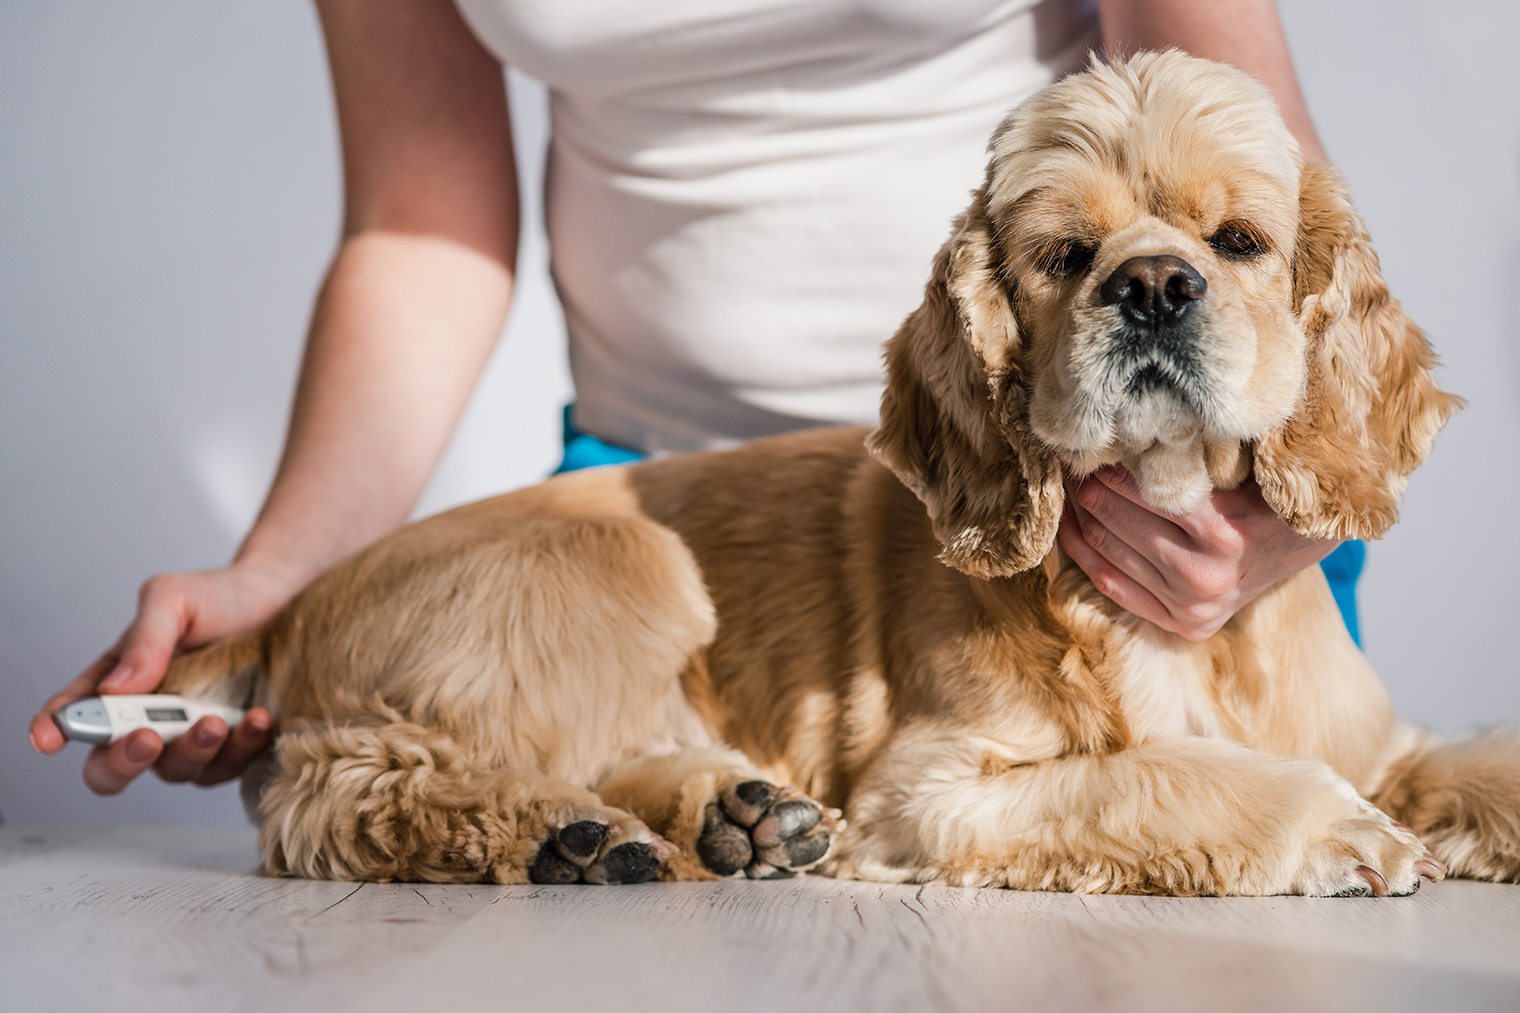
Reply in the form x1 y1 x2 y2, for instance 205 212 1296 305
867 192 1063 579
1253 162 1460 541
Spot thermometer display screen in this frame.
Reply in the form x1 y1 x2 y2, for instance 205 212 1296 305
144 707 190 722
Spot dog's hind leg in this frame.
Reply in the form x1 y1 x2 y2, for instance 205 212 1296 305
1371 728 1520 883
597 746 843 880
258 716 675 884
159 630 266 709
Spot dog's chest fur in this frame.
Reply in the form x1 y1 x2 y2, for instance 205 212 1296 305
1110 621 1227 741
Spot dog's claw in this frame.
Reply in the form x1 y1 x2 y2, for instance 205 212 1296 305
1415 857 1446 882
1356 865 1390 897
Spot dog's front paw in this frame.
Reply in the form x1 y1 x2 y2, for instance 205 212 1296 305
697 781 842 879
1293 796 1445 897
529 818 676 885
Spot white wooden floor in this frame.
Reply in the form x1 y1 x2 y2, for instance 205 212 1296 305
2 827 1517 1013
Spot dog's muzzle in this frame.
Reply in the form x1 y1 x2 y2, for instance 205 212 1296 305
1099 255 1208 403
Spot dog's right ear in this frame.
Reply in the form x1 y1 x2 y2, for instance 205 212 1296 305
866 193 1063 580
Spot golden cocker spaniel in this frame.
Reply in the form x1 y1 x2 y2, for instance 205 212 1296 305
162 51 1520 894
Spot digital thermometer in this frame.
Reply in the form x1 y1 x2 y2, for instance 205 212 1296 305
53 695 245 746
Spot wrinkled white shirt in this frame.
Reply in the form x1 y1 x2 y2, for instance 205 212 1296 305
455 0 1097 453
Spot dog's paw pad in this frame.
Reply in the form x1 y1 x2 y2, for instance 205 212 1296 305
555 820 608 864
529 821 668 885
529 839 586 884
756 828 830 869
585 841 662 885
699 781 840 879
752 799 821 846
697 803 754 875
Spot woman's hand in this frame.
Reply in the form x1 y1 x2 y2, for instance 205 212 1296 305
29 0 526 798
1058 465 1339 640
27 564 295 794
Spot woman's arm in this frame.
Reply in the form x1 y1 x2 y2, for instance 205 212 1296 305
1097 0 1324 160
1060 0 1338 640
29 0 520 791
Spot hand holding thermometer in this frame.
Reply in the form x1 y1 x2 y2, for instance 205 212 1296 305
53 695 246 746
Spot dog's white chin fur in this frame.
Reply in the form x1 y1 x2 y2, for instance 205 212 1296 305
1132 439 1214 514
1115 386 1215 514
1060 389 1224 516
1065 439 1213 516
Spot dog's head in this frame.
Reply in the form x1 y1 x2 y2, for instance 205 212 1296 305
868 51 1459 580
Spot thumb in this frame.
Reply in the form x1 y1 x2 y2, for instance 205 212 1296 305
97 579 193 695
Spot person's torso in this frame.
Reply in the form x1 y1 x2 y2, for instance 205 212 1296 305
456 0 1098 453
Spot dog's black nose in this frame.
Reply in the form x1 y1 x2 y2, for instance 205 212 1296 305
1099 256 1207 326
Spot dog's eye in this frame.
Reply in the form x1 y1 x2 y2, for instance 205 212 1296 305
1208 224 1265 257
1037 241 1097 278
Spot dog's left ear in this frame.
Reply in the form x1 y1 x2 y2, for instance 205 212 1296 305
1253 161 1460 541
867 191 1063 580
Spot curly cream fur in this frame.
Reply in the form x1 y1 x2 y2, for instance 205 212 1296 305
159 53 1514 894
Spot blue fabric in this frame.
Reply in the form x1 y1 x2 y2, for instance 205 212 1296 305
552 405 643 473
1318 539 1365 646
551 405 1365 642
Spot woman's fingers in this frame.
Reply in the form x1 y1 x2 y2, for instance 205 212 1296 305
1058 501 1177 631
34 577 196 766
1087 464 1241 551
82 729 165 796
1062 469 1248 639
36 567 293 796
1077 467 1252 604
59 710 273 794
152 711 275 786
153 718 231 784
1071 468 1198 576
1060 502 1230 639
32 575 201 755
1064 472 1185 594
190 709 274 786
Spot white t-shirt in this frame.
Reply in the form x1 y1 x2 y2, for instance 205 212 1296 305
455 0 1098 454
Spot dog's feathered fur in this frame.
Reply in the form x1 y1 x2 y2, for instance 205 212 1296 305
163 52 1519 893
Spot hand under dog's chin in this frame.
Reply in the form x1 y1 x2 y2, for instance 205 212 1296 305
1061 441 1216 516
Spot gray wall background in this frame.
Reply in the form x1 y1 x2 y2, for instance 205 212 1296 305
2 1 1517 827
